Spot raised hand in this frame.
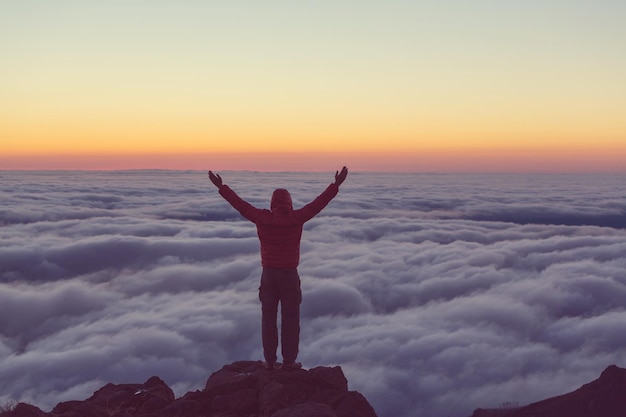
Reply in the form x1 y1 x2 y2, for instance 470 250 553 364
208 171 223 188
334 166 348 186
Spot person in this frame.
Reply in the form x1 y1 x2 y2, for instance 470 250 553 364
208 167 348 370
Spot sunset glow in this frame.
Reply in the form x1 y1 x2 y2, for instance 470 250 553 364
2 1 625 172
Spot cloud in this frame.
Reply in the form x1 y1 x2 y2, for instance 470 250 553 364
1 171 626 417
302 280 373 318
0 281 114 338
1 234 259 283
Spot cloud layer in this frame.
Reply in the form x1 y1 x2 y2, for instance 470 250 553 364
1 170 626 417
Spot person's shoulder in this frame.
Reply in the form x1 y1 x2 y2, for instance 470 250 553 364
251 208 273 221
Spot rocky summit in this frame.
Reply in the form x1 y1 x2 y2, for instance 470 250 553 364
1 361 378 417
472 364 626 417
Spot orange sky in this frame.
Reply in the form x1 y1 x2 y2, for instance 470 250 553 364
2 148 624 173
2 2 625 172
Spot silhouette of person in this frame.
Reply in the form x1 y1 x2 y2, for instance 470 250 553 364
208 167 348 370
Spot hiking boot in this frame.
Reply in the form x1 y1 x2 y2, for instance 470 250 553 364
264 361 276 370
282 361 302 371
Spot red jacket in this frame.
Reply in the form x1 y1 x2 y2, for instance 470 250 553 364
218 183 339 268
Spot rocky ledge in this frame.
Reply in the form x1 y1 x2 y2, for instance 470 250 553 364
472 364 626 417
1 361 378 417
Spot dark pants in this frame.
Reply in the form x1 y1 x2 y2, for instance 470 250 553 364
259 267 301 364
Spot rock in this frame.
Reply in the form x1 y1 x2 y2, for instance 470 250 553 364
199 361 377 417
1 403 47 417
271 402 337 417
471 409 518 417
472 364 626 417
50 375 175 417
1 361 378 417
335 391 379 417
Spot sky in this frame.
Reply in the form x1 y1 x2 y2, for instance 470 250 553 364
1 171 626 417
1 1 625 172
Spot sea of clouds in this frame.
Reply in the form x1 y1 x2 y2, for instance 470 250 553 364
1 170 626 417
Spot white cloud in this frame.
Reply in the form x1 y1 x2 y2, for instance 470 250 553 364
1 171 626 417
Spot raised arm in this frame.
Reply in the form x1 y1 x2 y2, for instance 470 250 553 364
334 166 348 186
296 167 348 222
208 171 264 222
208 170 224 188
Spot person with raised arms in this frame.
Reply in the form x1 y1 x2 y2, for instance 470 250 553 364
208 167 348 370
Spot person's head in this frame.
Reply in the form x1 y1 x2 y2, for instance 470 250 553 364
271 188 293 213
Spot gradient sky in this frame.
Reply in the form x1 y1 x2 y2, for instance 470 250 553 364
2 0 625 171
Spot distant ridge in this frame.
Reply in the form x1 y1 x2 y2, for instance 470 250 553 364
472 364 626 417
0 361 378 417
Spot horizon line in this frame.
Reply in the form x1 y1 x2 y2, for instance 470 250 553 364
1 149 625 173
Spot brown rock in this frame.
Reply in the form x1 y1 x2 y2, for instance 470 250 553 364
1 361 378 417
271 402 337 417
202 360 376 417
472 364 626 417
335 391 379 417
0 403 47 417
